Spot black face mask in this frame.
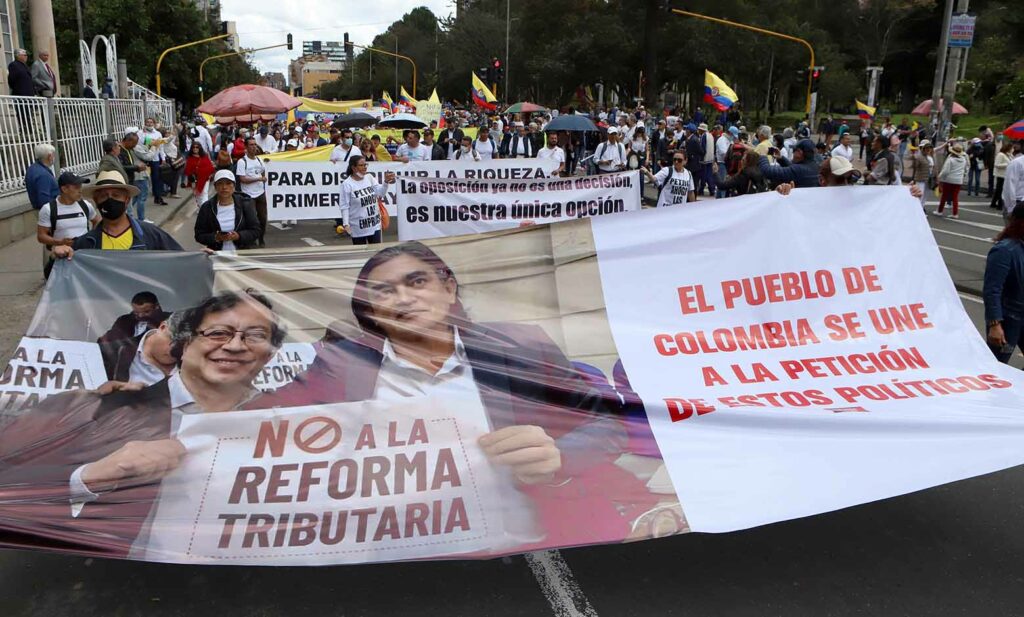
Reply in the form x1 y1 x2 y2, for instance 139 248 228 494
97 197 128 220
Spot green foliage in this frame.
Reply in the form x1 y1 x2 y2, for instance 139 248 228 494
48 0 261 108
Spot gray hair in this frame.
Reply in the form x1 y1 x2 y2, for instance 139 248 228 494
101 137 119 154
14 48 27 56
757 125 772 139
33 143 55 162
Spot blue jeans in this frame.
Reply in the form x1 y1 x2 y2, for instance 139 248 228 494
715 162 728 198
968 167 982 195
149 161 163 200
133 177 150 221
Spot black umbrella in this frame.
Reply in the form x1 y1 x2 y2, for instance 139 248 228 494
378 113 429 129
544 114 598 132
332 112 377 129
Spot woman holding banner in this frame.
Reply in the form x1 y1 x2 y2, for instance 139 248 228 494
338 155 396 245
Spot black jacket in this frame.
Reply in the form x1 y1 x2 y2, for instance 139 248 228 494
437 128 464 152
6 60 33 96
427 142 446 161
719 165 767 195
502 133 537 158
194 193 261 250
72 217 183 251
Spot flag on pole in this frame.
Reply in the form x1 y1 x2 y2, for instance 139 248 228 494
380 91 395 113
856 100 876 120
703 70 738 111
399 86 417 110
471 72 498 111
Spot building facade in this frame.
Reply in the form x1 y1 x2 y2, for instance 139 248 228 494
302 40 347 66
0 0 24 96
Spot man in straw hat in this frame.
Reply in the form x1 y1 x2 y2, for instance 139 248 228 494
51 170 182 261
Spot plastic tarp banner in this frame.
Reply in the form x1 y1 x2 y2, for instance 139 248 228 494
3 187 1024 565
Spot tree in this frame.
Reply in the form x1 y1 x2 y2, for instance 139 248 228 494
49 0 261 108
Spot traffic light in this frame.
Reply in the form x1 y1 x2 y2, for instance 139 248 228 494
287 33 293 51
484 64 495 84
810 65 825 93
492 58 502 81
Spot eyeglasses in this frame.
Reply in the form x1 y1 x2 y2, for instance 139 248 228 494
196 327 272 347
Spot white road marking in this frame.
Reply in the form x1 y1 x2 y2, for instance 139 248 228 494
301 237 324 247
958 293 982 304
525 550 598 617
269 222 289 230
171 221 185 232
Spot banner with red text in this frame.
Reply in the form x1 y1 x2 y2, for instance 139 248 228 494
591 185 1024 532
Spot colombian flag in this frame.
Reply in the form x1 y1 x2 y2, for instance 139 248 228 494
380 91 395 112
703 70 738 112
856 100 876 120
471 72 497 111
399 86 417 109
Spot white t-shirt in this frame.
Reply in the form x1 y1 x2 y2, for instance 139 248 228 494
473 137 496 161
596 141 626 173
395 143 432 162
653 166 694 208
330 144 356 163
831 144 854 161
216 203 237 252
256 134 278 154
715 135 732 163
536 145 565 167
340 174 388 238
235 156 265 198
37 199 97 240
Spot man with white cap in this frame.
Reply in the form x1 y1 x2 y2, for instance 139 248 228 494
50 170 183 261
596 127 627 174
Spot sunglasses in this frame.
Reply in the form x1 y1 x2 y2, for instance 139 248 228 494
673 158 685 162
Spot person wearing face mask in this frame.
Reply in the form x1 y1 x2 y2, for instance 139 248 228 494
50 171 183 261
329 128 357 164
454 135 481 161
338 155 397 245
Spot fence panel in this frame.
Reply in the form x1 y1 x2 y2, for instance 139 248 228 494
108 98 144 135
0 96 51 197
53 99 107 178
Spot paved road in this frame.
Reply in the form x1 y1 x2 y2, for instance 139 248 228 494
1 188 1022 616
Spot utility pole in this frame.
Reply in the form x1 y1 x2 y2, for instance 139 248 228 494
939 0 970 141
504 0 510 104
866 66 884 107
394 36 399 103
74 0 85 92
929 0 955 132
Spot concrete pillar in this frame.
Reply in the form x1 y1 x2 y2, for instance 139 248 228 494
29 0 61 95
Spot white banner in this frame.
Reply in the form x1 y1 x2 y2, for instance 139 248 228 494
0 337 107 412
395 171 643 241
251 343 317 392
143 395 523 565
264 159 559 222
592 186 1024 533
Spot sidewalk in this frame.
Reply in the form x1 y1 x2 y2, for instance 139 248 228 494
0 191 192 364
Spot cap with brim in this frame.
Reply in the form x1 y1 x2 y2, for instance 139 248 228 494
606 127 619 134
919 140 932 148
698 123 709 131
82 170 140 197
829 156 857 177
796 138 816 157
58 171 90 187
728 126 739 136
213 169 235 184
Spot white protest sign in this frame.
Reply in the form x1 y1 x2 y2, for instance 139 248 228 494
142 395 524 565
250 343 317 392
592 186 1024 533
0 337 107 413
395 171 642 241
264 158 559 222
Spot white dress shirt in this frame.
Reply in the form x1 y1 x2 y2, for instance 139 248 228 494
127 329 170 385
1003 155 1024 214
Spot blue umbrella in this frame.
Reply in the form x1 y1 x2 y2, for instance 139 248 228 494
544 114 598 132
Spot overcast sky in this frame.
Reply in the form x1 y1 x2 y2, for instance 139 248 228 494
219 0 453 82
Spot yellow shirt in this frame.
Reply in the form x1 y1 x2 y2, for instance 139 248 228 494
101 227 134 250
754 140 772 156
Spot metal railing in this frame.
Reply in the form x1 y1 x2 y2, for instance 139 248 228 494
0 95 177 197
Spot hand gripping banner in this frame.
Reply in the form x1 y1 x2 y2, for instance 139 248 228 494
3 186 1024 564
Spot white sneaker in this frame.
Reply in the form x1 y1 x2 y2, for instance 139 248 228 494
932 210 944 217
949 214 959 220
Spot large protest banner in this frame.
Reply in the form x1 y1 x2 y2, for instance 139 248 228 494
263 158 559 222
394 171 642 241
591 186 1024 532
3 186 1024 565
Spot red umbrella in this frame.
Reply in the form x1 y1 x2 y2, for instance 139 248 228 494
1003 120 1024 140
198 84 302 124
911 98 968 115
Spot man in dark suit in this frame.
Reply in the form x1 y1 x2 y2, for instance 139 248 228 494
437 121 464 160
0 291 284 558
82 78 97 98
97 291 171 377
6 48 33 96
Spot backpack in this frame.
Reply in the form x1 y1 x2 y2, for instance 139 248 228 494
48 199 91 236
657 166 675 202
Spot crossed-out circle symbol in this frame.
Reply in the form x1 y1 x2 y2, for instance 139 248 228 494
294 416 343 454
